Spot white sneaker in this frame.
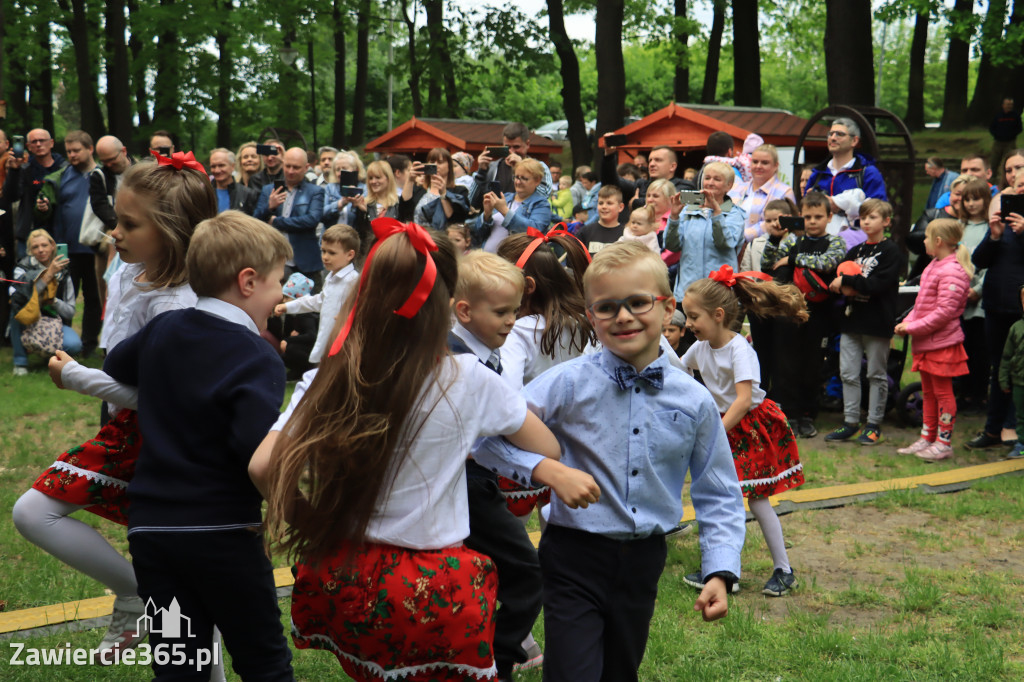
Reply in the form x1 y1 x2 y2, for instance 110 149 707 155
897 438 931 455
12 366 28 376
916 442 953 462
94 595 148 664
513 633 543 673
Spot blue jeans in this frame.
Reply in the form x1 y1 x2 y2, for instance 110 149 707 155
9 311 82 367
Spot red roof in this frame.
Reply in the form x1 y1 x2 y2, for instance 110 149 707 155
365 117 564 157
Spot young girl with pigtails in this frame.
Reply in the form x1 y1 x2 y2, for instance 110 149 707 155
12 152 216 657
679 265 807 596
251 219 599 682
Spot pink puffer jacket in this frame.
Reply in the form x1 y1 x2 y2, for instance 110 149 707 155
904 253 971 352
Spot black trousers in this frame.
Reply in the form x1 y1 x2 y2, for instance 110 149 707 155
67 252 101 351
984 311 1021 434
773 303 834 420
129 529 294 681
539 525 667 682
959 316 989 406
463 461 543 678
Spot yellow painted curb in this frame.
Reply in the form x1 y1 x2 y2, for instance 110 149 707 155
3 459 1022 636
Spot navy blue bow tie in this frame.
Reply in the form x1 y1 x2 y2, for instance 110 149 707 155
614 365 664 391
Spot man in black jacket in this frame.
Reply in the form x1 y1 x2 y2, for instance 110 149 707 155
2 128 66 258
210 149 259 216
991 97 1023 185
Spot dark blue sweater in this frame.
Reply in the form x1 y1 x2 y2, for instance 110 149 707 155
105 308 286 531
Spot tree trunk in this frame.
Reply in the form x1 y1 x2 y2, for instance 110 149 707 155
401 0 422 117
423 0 443 116
904 9 928 131
104 0 132 141
941 0 974 130
731 0 761 107
214 0 231 148
824 0 875 106
153 0 180 130
967 0 1007 125
127 0 150 129
1005 0 1024 106
332 0 347 147
594 0 625 166
547 0 590 169
35 18 55 134
60 0 105 137
673 0 689 102
350 0 371 145
701 0 725 104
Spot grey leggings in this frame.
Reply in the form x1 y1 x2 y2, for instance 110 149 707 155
840 333 891 426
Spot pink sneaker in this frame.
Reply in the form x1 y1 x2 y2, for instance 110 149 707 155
897 438 932 455
916 442 953 462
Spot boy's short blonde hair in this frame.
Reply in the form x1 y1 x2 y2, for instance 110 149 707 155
597 184 624 202
582 241 671 299
322 224 360 253
702 161 736 190
187 210 293 297
454 251 524 302
859 198 893 220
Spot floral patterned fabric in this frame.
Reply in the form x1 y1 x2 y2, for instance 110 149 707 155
725 398 804 499
31 409 139 525
495 475 550 518
291 542 498 681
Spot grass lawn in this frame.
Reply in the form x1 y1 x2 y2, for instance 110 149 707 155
1 337 1022 681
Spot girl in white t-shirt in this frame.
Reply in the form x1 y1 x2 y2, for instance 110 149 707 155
679 266 808 597
250 225 597 682
13 158 214 657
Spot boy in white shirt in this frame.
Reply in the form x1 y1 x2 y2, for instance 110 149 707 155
273 224 359 363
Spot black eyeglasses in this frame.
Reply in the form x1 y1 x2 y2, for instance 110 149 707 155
588 294 668 320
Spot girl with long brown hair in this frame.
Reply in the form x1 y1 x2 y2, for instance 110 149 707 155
250 222 592 681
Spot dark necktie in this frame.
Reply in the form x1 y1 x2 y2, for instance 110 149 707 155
485 349 503 375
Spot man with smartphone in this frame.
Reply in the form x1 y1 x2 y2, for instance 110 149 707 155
3 128 67 260
254 147 326 289
34 130 102 357
468 122 553 210
249 139 286 190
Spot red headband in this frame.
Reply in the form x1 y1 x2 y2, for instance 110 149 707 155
328 218 438 357
514 223 593 269
150 150 206 174
708 264 772 287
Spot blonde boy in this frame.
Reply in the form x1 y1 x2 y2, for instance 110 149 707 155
450 250 524 364
476 242 745 682
273 223 360 363
104 211 295 680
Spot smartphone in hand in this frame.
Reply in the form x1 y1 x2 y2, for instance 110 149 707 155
56 243 69 260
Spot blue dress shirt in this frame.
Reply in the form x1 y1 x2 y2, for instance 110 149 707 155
474 348 746 577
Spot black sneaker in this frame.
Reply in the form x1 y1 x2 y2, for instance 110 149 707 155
762 568 797 597
665 522 693 537
683 572 740 593
857 424 883 446
798 418 817 438
824 423 860 442
965 432 1002 450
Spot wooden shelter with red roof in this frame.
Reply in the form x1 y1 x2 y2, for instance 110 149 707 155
600 103 831 184
364 117 564 168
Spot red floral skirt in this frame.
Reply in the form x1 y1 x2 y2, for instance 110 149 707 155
31 409 139 525
726 399 804 499
911 343 969 377
496 476 550 518
291 541 498 681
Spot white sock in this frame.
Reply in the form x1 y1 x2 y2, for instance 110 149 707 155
749 497 791 573
12 488 138 596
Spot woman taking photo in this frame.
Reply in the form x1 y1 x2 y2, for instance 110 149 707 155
9 229 82 374
476 158 552 252
398 147 470 230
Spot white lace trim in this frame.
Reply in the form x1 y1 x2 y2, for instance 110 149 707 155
48 461 129 489
501 485 550 500
292 623 497 680
740 463 803 489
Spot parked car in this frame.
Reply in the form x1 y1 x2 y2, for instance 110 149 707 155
535 120 569 141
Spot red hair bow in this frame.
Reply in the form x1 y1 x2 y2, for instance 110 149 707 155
515 223 593 268
328 218 438 357
708 264 772 287
150 150 207 174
